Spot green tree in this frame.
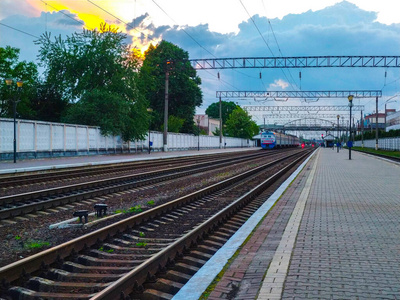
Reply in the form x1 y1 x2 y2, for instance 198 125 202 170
30 83 70 122
225 107 259 139
212 127 221 137
162 115 185 133
138 41 202 133
0 46 39 119
205 101 239 125
36 23 149 141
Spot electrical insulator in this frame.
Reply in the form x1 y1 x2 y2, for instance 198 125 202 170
217 72 220 79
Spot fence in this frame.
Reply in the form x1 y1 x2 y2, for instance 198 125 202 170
0 118 255 160
353 137 400 151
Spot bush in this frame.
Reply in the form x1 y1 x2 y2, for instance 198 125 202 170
354 129 400 140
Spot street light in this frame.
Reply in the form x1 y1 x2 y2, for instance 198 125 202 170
147 108 153 154
348 95 353 160
337 115 340 153
5 79 23 163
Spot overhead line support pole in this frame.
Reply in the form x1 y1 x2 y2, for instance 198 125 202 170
163 68 169 152
219 96 222 149
360 110 364 148
375 96 379 150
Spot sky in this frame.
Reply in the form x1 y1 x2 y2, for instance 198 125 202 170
1 0 400 137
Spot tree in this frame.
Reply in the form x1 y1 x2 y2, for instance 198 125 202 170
205 101 239 125
225 107 259 139
138 41 202 133
212 127 221 137
36 23 149 141
161 115 185 133
0 46 39 119
29 83 70 122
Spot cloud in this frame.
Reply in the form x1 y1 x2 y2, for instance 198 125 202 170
0 0 39 20
269 79 290 90
1 0 399 116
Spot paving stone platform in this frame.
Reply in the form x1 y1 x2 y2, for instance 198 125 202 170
187 148 400 300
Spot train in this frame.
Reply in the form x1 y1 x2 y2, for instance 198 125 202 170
260 131 300 149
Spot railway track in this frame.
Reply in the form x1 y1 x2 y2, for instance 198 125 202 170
0 148 314 300
0 150 289 220
0 151 261 191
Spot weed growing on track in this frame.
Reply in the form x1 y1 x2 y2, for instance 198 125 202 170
98 247 114 253
129 205 142 213
24 241 50 250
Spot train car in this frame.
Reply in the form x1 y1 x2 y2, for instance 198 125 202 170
260 131 276 149
261 131 300 149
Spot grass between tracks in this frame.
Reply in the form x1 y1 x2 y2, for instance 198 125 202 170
351 146 400 158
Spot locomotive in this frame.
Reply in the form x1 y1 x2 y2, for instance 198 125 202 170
260 131 300 149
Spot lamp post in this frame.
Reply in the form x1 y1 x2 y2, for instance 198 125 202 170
147 108 153 154
348 95 353 160
5 79 23 163
337 115 340 153
197 117 200 151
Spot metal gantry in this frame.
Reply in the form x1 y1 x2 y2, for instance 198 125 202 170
191 56 400 70
243 105 365 112
189 55 396 145
261 118 348 131
216 90 382 99
261 114 349 119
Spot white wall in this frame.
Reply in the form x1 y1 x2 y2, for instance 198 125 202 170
354 137 400 150
0 118 255 155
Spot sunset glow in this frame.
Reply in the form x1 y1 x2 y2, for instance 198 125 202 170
26 0 156 53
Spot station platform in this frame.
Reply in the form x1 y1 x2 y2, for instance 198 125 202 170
0 147 257 174
174 147 400 300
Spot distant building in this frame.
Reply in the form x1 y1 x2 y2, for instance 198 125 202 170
386 109 400 131
364 113 386 131
323 133 335 147
194 114 220 136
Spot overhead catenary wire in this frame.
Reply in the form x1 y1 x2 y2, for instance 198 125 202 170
260 0 299 90
151 0 216 58
41 0 93 30
150 0 244 90
87 0 159 44
239 0 274 56
1 2 97 44
0 22 39 39
239 0 298 91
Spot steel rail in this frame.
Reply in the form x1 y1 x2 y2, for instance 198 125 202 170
91 150 313 299
0 151 278 220
0 151 255 188
0 150 306 289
